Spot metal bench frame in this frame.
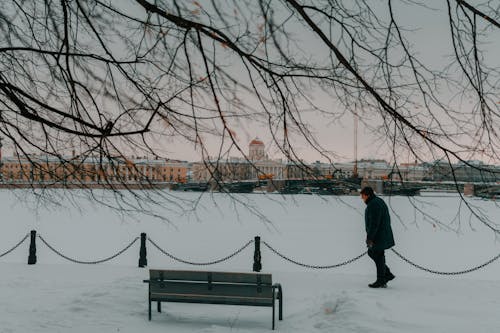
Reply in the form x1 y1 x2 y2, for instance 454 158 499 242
144 269 283 329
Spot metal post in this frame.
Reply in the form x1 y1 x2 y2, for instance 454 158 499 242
253 236 262 272
28 230 37 265
138 232 147 267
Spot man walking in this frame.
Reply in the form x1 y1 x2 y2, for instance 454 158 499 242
361 186 395 288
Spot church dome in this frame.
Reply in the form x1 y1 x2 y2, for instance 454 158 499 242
249 138 264 146
249 137 265 161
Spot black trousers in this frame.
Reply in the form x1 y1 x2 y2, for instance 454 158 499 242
367 248 392 280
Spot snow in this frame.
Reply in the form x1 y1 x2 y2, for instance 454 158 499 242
0 190 499 332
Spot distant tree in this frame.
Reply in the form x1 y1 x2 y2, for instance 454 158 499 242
0 1 498 224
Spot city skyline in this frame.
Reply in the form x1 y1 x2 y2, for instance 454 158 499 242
1 137 498 186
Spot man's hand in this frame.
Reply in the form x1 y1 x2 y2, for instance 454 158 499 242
366 239 374 248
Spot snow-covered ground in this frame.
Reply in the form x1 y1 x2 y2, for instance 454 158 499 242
0 190 499 332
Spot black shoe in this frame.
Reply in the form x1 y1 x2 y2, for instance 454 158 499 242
368 280 387 288
385 272 395 282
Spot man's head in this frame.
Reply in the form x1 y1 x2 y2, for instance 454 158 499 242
360 186 375 203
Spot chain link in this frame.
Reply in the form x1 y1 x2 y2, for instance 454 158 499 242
38 235 139 264
0 233 30 258
262 241 367 269
391 248 500 275
148 237 254 266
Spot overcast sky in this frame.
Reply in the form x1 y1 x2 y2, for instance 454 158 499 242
2 1 497 165
152 1 499 164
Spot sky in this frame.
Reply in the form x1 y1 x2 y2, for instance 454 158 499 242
145 1 500 164
1 1 498 165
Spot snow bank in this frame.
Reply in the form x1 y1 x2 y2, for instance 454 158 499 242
0 190 499 332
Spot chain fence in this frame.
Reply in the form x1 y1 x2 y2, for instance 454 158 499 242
148 237 254 266
262 241 500 274
0 233 30 258
390 248 500 275
262 241 368 269
38 235 139 264
1 231 500 276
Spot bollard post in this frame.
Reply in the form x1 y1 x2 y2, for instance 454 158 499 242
138 232 147 268
253 236 262 272
28 230 37 265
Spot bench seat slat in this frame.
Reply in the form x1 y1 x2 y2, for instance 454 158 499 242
150 292 273 306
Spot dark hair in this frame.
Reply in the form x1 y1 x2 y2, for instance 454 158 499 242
360 186 375 196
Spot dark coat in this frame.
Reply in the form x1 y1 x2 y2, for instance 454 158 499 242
365 195 395 250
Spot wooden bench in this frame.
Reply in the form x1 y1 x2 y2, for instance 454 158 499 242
143 269 283 329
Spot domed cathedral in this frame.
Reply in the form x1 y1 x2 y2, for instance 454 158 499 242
248 137 266 161
192 137 285 182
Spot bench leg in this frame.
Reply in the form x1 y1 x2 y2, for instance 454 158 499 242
157 301 161 313
279 290 283 320
148 297 151 321
274 283 283 321
272 293 276 330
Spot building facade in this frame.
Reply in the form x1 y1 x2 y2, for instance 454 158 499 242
422 160 499 183
0 154 189 184
192 139 286 182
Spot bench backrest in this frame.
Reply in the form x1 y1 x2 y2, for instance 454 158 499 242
148 269 274 303
149 269 272 285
